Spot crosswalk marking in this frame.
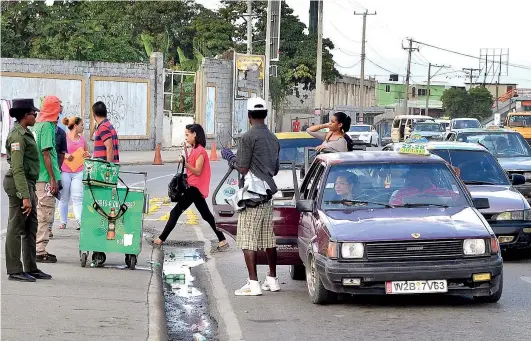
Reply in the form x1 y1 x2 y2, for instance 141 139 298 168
521 276 531 284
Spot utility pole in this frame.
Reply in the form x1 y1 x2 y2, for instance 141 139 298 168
354 10 376 123
425 63 450 116
462 67 480 91
315 0 323 116
246 0 253 54
264 0 272 115
496 54 502 111
402 38 418 115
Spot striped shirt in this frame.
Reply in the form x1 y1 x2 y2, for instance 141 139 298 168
93 119 119 163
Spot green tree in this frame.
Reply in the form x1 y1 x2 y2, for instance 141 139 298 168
469 87 494 120
441 88 471 118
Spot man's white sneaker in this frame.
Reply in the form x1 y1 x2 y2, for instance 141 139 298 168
235 280 262 296
261 276 280 292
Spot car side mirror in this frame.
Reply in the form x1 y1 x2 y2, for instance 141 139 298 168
296 200 315 213
511 174 526 186
472 198 490 210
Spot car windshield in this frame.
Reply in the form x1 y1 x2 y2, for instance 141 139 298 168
322 162 468 210
456 132 531 158
429 149 510 185
452 119 480 129
508 115 531 127
278 137 321 168
349 125 371 132
413 123 444 132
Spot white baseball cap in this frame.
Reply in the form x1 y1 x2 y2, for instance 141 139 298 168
247 97 267 111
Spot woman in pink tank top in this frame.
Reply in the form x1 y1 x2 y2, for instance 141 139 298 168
58 116 90 230
154 124 228 250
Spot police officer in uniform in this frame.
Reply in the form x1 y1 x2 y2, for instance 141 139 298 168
3 99 52 282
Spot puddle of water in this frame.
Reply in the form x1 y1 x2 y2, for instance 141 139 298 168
163 248 205 298
163 246 217 341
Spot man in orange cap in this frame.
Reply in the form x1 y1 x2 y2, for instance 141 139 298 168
32 95 62 263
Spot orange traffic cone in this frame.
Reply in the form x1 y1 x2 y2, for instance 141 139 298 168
210 142 219 161
153 143 163 165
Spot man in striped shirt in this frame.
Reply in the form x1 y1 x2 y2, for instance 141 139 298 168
92 101 119 163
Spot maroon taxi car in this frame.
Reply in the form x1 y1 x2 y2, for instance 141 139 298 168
212 153 503 305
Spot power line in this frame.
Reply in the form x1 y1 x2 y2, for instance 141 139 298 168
411 39 531 71
335 59 361 69
328 21 361 43
334 48 359 57
367 58 403 76
366 42 403 71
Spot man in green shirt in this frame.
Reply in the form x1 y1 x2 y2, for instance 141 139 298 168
32 95 62 263
3 99 52 281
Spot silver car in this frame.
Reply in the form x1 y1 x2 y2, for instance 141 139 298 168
383 141 531 250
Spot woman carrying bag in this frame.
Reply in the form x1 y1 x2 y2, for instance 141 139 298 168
154 124 228 250
58 116 90 230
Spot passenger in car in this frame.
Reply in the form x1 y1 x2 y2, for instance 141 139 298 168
333 172 361 200
389 169 457 206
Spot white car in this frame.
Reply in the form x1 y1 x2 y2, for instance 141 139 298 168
346 124 379 147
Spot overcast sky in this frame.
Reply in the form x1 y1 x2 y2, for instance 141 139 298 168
196 0 531 90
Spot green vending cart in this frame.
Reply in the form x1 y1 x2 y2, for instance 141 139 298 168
79 169 148 269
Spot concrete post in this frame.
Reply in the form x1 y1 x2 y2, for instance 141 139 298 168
150 52 164 147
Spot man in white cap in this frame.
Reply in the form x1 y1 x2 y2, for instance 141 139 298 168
221 97 280 296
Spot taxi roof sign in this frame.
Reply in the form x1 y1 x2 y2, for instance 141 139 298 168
405 134 429 144
398 143 430 156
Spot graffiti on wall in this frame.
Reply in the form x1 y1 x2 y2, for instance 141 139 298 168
91 78 149 137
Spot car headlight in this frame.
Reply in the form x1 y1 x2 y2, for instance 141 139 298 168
524 172 531 181
463 239 486 255
496 209 530 221
341 243 364 259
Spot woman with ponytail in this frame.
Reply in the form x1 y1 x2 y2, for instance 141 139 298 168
306 112 354 152
58 117 90 230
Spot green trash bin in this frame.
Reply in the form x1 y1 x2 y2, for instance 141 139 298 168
79 171 148 269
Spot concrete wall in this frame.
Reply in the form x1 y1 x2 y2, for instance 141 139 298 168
196 58 233 147
0 54 164 151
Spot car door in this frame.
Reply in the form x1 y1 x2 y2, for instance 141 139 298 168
371 125 378 144
298 160 326 263
211 162 301 265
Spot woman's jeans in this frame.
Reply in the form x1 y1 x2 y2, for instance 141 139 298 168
59 171 83 225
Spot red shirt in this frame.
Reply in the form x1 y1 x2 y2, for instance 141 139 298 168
93 119 119 163
187 145 211 198
292 121 301 132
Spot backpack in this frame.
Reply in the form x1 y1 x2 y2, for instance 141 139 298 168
168 156 189 202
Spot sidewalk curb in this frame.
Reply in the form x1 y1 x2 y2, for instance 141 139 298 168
146 246 168 341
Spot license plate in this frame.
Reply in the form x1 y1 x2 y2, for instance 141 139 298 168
385 280 447 294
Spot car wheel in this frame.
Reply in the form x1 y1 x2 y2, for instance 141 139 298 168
289 264 306 280
474 273 503 303
306 254 337 305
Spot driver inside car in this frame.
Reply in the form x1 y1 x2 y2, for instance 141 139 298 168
389 169 456 206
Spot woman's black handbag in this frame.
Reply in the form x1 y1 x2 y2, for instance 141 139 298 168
168 156 189 202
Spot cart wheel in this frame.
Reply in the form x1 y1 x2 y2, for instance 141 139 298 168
92 252 106 267
128 255 137 270
125 254 131 267
81 253 88 267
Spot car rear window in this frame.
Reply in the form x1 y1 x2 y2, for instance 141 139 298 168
430 150 509 185
278 138 321 167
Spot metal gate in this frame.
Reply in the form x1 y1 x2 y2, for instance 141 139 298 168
163 70 196 147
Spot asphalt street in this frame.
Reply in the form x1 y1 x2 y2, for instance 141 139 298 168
125 156 531 341
2 151 531 340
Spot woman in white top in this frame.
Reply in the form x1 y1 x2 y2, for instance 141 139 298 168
306 112 353 152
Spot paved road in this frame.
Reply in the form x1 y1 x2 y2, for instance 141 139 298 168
122 157 531 341
3 151 531 340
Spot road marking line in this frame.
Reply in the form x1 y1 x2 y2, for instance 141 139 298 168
521 276 531 284
129 174 173 187
192 216 243 341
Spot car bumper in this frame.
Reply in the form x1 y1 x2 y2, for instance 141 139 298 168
315 254 503 296
489 221 531 250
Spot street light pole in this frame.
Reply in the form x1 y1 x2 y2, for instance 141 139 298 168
264 0 272 123
246 0 253 54
315 0 323 115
